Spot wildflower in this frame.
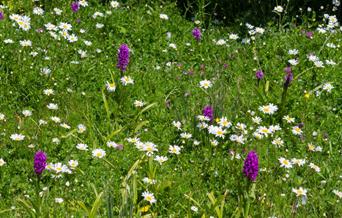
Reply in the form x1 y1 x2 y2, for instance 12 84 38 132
308 143 316 151
169 145 181 155
199 79 212 89
33 7 44 15
55 198 64 203
292 126 302 135
243 151 259 181
68 160 78 169
120 76 134 85
273 6 284 13
142 191 156 204
322 83 334 92
22 110 32 117
143 142 158 156
272 137 284 147
288 49 299 55
192 27 201 41
284 67 293 88
279 157 293 168
255 70 264 80
229 33 239 40
159 14 169 20
71 2 80 12
154 156 168 165
0 158 6 166
218 117 232 128
202 105 214 122
43 89 54 96
10 134 25 141
292 187 307 197
47 103 58 110
259 103 278 115
0 11 4 20
215 39 226 45
76 143 88 151
134 100 145 108
191 206 198 212
117 44 130 72
50 116 61 123
306 31 313 39
106 81 116 92
172 121 182 130
34 151 47 175
110 1 119 8
20 40 32 47
309 163 320 172
180 132 192 139
333 190 342 199
92 148 106 158
283 115 295 123
77 124 86 133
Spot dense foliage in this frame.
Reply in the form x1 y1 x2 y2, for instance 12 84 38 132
0 0 341 217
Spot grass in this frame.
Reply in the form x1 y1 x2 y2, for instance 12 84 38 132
0 0 341 217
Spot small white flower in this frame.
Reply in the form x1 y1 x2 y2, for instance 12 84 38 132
159 14 169 20
92 148 106 158
199 79 212 89
22 110 32 117
142 191 156 204
76 143 88 151
47 103 58 110
134 100 145 108
274 6 284 13
55 198 64 203
77 124 86 133
191 206 198 212
10 133 25 141
169 145 181 155
110 1 119 8
106 81 116 92
322 83 334 92
0 158 6 166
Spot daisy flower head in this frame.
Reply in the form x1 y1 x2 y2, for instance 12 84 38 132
120 76 134 86
92 148 106 158
10 133 25 141
292 126 303 135
279 157 293 168
154 155 168 165
142 191 156 204
199 79 212 89
322 83 334 93
169 145 181 155
77 124 86 133
110 1 119 8
134 100 145 108
76 143 88 151
106 81 116 92
292 187 307 197
0 158 6 166
273 6 284 13
159 14 169 20
259 103 278 115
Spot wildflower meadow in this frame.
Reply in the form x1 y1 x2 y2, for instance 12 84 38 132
0 0 341 217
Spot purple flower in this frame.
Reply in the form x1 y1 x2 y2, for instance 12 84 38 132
202 105 213 122
117 44 130 72
192 27 201 41
0 11 4 20
255 70 264 80
306 31 313 39
71 1 80 13
284 67 293 88
34 151 47 175
243 151 259 182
